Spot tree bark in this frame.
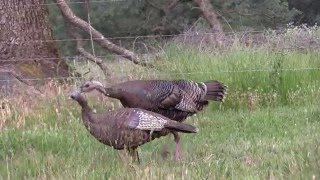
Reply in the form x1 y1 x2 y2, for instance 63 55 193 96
0 0 71 88
55 0 151 67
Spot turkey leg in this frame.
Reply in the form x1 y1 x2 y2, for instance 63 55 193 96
172 132 181 161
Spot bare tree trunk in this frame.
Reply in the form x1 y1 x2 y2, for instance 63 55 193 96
0 0 71 88
54 0 151 67
193 0 225 44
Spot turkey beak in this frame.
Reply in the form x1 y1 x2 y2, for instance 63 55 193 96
70 90 81 100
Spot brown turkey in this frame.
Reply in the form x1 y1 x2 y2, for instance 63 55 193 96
70 91 198 163
79 79 227 160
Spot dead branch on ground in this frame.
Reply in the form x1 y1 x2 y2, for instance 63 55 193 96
54 0 152 67
68 26 112 79
62 0 112 79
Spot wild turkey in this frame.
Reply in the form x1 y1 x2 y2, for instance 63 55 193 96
79 79 227 160
70 91 198 163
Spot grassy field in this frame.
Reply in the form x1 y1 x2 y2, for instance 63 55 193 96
1 43 320 179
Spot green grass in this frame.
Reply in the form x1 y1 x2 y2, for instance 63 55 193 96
1 101 320 179
1 45 320 179
157 45 320 109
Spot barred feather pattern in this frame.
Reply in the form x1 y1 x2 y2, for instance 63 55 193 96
149 80 176 102
173 80 207 111
131 110 168 131
173 80 206 100
144 80 208 115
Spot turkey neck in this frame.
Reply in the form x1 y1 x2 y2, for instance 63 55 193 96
76 94 94 125
93 84 121 99
104 87 122 99
94 84 107 95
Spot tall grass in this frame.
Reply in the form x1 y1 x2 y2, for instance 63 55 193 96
157 44 320 109
1 96 320 179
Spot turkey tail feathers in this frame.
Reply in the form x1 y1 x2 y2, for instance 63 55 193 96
165 121 198 133
203 80 227 102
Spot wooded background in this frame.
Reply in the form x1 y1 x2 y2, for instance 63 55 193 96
49 0 319 54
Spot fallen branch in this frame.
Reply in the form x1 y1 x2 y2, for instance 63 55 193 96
55 0 152 67
61 0 112 80
69 26 112 79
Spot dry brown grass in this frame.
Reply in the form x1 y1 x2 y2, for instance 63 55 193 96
0 77 131 131
0 80 72 129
